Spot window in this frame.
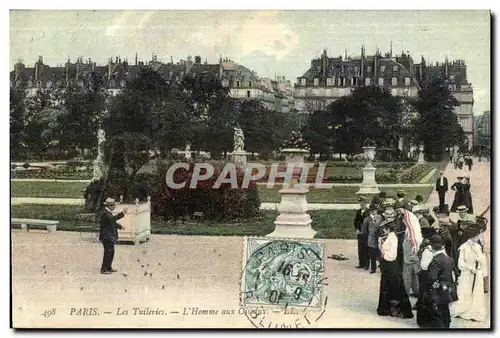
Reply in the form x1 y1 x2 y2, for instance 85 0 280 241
353 78 358 86
249 81 252 87
367 66 372 73
365 78 371 86
120 80 126 88
380 65 386 72
405 77 411 86
393 65 398 71
313 78 319 86
337 78 342 86
300 78 306 86
222 79 229 87
326 78 334 86
391 77 397 86
236 81 240 87
378 78 384 86
247 90 251 98
350 78 354 86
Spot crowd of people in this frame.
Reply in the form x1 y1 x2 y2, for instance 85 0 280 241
451 153 474 171
353 165 489 328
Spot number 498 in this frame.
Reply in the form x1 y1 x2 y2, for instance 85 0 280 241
42 308 56 318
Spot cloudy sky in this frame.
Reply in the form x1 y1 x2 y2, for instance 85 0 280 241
10 10 490 114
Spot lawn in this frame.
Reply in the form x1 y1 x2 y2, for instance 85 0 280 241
258 185 434 203
10 204 357 240
10 181 434 204
11 181 89 198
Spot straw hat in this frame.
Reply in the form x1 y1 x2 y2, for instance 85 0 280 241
457 205 468 212
104 198 117 205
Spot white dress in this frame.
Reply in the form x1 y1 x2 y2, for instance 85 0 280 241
450 240 488 321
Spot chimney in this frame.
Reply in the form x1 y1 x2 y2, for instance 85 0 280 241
361 45 365 79
108 57 113 80
135 52 138 66
445 57 449 77
76 58 79 81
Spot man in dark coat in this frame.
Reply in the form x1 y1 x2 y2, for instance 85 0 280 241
354 196 370 269
435 171 449 210
426 235 455 328
362 205 383 273
99 198 127 274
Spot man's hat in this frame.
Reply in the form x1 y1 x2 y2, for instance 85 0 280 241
412 205 425 214
378 191 388 198
430 234 444 247
382 208 397 220
359 196 368 202
457 205 468 212
369 204 379 211
410 200 419 207
382 198 395 206
464 174 470 179
104 198 117 205
397 190 405 195
439 170 444 174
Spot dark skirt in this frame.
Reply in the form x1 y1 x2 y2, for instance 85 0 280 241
377 258 414 318
416 272 452 328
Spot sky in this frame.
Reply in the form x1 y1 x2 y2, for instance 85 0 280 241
9 10 491 114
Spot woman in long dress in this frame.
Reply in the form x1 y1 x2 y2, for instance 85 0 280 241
377 219 414 318
450 233 488 321
451 176 467 212
462 175 474 214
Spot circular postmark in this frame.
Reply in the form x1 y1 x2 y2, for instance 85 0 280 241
240 239 327 328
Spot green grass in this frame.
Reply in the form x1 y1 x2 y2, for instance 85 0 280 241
11 181 89 198
258 186 434 203
10 181 434 204
10 204 357 239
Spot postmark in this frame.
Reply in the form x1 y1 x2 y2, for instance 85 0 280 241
240 237 327 328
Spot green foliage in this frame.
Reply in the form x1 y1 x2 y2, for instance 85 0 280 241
413 78 466 158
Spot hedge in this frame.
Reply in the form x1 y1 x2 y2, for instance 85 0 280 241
83 164 261 222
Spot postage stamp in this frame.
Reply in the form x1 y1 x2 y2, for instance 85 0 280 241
9 9 490 330
240 237 327 327
241 237 325 308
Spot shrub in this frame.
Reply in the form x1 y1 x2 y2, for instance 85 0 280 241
23 163 30 169
399 164 432 183
84 164 261 221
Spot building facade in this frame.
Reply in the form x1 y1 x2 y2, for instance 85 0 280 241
294 48 420 113
294 48 475 149
414 58 474 148
10 55 294 113
474 111 491 149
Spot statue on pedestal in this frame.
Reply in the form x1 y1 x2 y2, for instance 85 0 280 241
92 129 107 181
234 127 245 152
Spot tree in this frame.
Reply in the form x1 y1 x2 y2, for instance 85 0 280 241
57 73 108 155
413 78 466 159
237 100 298 159
10 86 26 160
302 109 332 158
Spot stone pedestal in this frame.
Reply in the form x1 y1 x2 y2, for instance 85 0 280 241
267 188 316 239
232 150 247 169
115 197 152 245
417 151 426 165
356 166 380 194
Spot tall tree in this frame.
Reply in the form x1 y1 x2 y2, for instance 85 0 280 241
413 78 466 159
10 86 26 160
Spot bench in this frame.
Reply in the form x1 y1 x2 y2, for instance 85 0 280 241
11 218 59 233
193 211 204 221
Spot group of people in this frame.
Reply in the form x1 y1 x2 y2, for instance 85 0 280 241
354 185 488 328
451 153 473 171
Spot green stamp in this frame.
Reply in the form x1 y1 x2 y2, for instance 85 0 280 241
241 237 325 309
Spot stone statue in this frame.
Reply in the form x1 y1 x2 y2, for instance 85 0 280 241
185 143 192 160
93 129 106 181
234 128 245 152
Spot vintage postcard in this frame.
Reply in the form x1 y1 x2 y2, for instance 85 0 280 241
10 9 491 329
